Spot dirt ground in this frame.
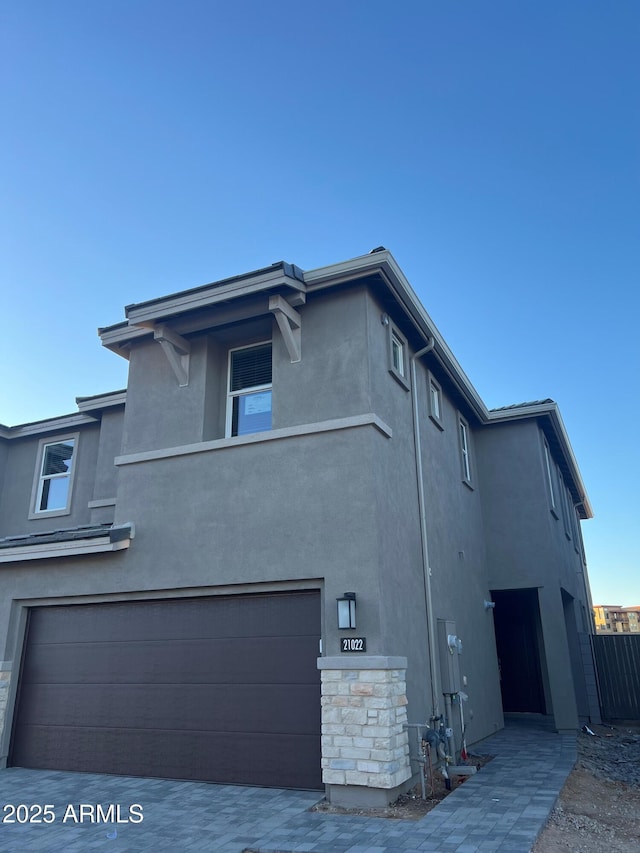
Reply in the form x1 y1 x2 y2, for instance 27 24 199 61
533 723 640 852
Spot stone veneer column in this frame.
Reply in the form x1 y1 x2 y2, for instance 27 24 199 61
317 655 412 807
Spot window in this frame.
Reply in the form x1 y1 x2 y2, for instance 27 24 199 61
31 435 77 517
575 513 587 565
427 372 443 429
387 325 410 390
391 332 405 376
543 438 557 516
558 473 572 539
458 415 472 486
226 342 272 437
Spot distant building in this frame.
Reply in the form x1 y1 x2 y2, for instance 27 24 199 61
593 605 640 634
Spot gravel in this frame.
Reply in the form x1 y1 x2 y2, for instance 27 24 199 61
533 723 640 852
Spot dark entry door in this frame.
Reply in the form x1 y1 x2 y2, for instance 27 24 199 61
491 588 546 713
10 591 321 789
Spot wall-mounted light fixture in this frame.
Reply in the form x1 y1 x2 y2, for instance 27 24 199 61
337 592 357 629
484 599 496 611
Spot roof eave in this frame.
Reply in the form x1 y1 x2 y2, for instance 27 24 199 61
305 251 488 421
98 264 306 355
0 412 99 439
488 402 593 519
305 252 592 518
76 390 127 415
125 263 305 325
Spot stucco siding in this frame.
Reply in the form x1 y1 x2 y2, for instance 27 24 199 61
419 371 502 745
364 292 430 731
363 290 502 746
0 425 101 538
121 335 211 454
274 285 372 429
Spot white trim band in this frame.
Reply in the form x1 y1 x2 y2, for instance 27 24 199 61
115 413 392 467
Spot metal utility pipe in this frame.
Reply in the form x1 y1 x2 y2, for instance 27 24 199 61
411 337 440 720
444 693 457 762
403 723 427 800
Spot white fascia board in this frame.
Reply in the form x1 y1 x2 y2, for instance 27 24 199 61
0 536 131 563
486 404 557 423
303 251 397 285
125 269 306 326
99 322 151 352
2 413 97 439
76 391 127 413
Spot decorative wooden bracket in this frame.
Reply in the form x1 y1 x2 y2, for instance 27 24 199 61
269 294 303 363
153 324 191 386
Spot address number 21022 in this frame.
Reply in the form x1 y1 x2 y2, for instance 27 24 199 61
340 637 366 652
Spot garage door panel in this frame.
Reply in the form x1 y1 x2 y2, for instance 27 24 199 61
12 726 322 789
11 591 322 789
16 682 320 735
21 635 321 686
26 594 319 645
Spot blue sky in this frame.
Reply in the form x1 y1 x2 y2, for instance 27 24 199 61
1 1 638 604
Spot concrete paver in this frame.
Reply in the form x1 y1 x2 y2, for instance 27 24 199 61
0 722 575 852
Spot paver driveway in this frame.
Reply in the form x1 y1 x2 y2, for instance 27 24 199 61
0 722 576 852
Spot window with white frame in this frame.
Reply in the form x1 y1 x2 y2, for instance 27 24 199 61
226 342 272 437
428 373 443 429
31 436 77 516
571 504 581 553
575 511 587 564
559 472 572 539
391 332 405 376
543 438 557 516
458 414 472 485
387 325 410 390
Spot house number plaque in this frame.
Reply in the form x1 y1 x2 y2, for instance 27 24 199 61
341 637 367 652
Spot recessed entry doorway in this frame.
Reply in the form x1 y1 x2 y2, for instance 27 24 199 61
491 588 547 714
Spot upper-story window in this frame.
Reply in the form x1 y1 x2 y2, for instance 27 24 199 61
571 504 582 554
543 438 558 517
458 414 472 486
387 324 410 390
226 342 272 437
558 471 572 539
30 435 77 518
427 372 444 429
391 332 405 376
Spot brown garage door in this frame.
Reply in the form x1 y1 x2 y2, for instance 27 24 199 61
10 591 321 789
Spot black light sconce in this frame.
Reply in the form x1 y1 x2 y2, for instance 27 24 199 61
337 592 357 629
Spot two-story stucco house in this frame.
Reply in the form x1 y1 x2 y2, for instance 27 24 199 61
0 249 600 806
